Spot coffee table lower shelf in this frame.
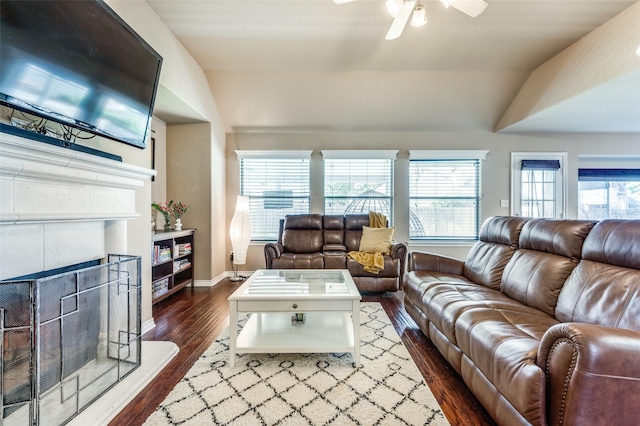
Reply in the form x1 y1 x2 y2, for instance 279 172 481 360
233 312 356 360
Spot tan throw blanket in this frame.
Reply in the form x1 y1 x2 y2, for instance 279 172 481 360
347 211 389 274
369 210 387 228
348 251 385 274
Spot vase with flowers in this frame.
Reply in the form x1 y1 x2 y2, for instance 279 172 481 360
152 200 173 232
171 201 189 231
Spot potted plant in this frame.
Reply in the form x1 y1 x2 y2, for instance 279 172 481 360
152 201 173 232
172 201 189 231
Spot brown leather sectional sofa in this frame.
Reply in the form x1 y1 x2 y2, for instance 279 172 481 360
403 216 640 426
264 214 407 292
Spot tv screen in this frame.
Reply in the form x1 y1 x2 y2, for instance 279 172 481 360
0 0 162 149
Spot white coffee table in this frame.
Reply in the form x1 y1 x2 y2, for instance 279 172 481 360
228 269 362 367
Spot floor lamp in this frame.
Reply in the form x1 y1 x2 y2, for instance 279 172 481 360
230 195 252 281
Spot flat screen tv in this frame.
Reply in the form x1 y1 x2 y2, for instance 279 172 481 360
0 0 162 149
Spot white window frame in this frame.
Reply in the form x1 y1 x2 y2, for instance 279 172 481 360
409 150 488 240
236 150 312 241
511 152 567 219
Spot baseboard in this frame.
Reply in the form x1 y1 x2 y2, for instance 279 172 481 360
193 271 237 287
141 318 156 336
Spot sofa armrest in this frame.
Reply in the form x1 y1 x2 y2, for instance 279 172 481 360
390 242 407 260
264 243 284 269
538 323 640 426
406 250 465 276
390 242 408 285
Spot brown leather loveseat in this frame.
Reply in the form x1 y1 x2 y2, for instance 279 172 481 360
403 216 640 426
264 214 407 292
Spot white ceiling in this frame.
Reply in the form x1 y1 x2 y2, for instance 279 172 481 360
148 0 640 133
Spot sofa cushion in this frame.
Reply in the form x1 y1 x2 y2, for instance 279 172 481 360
271 252 324 269
556 220 640 330
517 218 595 260
500 250 579 316
580 219 640 270
358 226 394 254
344 214 370 252
463 216 527 290
403 271 474 309
283 214 323 230
464 244 517 290
455 307 559 424
281 214 323 254
323 215 345 247
499 219 595 316
323 251 346 269
423 283 548 346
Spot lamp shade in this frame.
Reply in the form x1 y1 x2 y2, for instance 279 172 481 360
230 195 252 265
385 0 402 17
411 4 427 27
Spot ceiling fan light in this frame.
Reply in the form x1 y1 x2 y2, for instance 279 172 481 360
385 0 403 17
439 0 452 8
411 4 427 27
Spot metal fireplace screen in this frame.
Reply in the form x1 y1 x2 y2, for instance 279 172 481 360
1 254 142 426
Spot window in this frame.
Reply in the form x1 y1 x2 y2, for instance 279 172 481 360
511 153 566 219
578 169 640 220
237 151 311 240
409 151 486 240
322 151 397 223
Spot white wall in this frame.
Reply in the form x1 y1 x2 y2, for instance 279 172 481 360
227 130 640 269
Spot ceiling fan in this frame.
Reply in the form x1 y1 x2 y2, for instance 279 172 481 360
333 0 489 40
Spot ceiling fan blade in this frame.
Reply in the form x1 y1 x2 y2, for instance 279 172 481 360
385 0 415 40
449 0 488 18
333 0 355 4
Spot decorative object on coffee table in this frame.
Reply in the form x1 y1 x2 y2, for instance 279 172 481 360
291 312 306 324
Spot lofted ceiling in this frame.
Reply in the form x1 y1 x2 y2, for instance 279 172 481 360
147 0 640 134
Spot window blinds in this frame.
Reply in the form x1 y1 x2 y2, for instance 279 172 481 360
521 160 561 170
324 158 394 221
579 169 640 181
239 156 310 240
409 159 480 239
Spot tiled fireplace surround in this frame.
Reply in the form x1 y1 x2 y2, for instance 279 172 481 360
0 132 153 281
0 131 174 425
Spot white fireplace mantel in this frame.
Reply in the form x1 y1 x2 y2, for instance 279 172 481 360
0 132 154 224
0 131 155 280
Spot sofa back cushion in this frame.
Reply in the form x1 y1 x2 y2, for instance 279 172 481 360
556 220 640 331
344 214 370 252
281 214 323 254
323 215 345 250
500 219 596 316
463 216 528 290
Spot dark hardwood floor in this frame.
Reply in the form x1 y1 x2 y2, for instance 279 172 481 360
110 279 496 426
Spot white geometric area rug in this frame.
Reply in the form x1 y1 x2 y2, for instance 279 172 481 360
144 303 449 425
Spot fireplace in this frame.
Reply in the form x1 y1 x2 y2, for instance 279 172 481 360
0 131 155 425
1 255 141 426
